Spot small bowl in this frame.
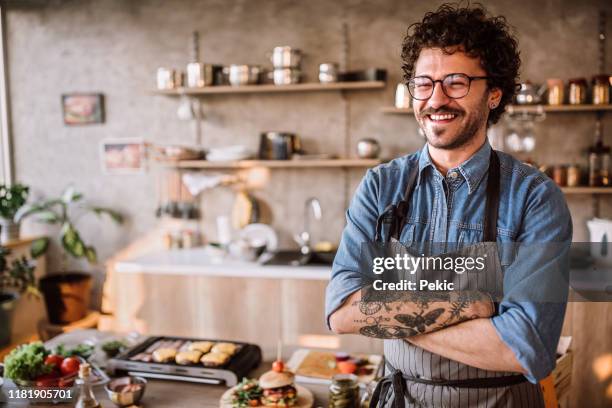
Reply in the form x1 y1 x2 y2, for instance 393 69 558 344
105 376 147 407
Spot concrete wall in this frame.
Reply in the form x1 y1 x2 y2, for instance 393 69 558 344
4 0 612 405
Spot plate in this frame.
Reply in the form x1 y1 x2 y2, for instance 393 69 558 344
220 384 313 408
240 223 278 252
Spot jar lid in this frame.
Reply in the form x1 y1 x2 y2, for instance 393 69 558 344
546 78 564 85
568 77 587 85
592 74 610 84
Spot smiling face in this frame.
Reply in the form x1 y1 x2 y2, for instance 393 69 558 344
412 48 500 150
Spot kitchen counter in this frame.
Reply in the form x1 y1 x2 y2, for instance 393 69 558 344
114 247 331 280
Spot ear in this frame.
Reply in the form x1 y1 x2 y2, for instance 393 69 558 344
488 87 502 109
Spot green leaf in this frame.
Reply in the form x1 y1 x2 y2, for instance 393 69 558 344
34 210 60 224
90 207 124 224
14 200 64 223
30 237 49 258
61 223 85 258
84 246 97 263
61 186 82 204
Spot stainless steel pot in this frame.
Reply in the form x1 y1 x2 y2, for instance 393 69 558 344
259 132 302 160
270 46 302 68
319 63 339 83
273 68 301 85
227 65 262 86
186 63 223 87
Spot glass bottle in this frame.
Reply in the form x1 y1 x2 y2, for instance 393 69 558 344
588 120 611 187
75 363 100 408
329 374 360 408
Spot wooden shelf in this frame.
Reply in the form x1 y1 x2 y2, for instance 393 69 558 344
561 187 612 194
164 158 382 169
381 104 612 115
153 81 386 96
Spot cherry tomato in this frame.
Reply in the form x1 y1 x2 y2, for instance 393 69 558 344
60 356 80 376
337 361 357 374
272 360 285 372
44 354 64 371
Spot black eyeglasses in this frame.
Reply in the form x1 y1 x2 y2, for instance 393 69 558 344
408 73 489 100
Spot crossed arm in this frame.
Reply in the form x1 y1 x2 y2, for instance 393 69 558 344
329 287 526 374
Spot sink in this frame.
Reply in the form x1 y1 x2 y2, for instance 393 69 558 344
263 250 336 266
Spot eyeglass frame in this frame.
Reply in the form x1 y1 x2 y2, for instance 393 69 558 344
407 73 489 101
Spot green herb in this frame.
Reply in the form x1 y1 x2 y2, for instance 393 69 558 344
0 184 29 220
231 378 263 407
3 342 51 381
54 343 94 359
101 340 127 357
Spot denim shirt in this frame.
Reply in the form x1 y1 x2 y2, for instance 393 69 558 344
325 140 573 383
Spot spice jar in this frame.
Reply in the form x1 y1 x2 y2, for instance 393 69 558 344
546 78 565 105
566 165 581 187
329 374 360 408
568 78 588 105
553 165 567 187
592 75 610 105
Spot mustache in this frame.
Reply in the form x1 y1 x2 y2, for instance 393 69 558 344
420 107 463 118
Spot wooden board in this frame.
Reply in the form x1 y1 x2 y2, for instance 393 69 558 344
220 384 313 408
286 349 382 385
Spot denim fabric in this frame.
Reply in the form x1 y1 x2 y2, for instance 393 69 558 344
325 140 573 383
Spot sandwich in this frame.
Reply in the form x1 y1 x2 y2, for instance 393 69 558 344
259 369 297 407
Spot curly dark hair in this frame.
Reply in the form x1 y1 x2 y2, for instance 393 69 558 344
401 2 521 125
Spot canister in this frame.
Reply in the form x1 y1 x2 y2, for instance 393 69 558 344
592 75 610 105
546 78 564 105
568 78 587 105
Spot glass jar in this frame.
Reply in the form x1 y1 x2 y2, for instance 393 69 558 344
546 78 564 105
566 165 582 187
592 75 610 105
328 374 360 408
589 121 611 187
568 78 588 105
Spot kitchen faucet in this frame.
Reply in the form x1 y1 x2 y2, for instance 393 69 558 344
294 197 322 256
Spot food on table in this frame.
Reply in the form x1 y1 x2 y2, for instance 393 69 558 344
259 368 298 407
328 374 360 408
201 351 231 367
175 350 203 365
59 356 81 376
101 340 127 358
44 354 64 371
152 348 178 363
230 378 264 407
212 342 238 356
272 360 285 373
334 352 350 362
3 342 52 382
189 341 214 353
337 361 358 374
54 343 94 359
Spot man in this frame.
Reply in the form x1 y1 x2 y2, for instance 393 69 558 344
326 4 572 407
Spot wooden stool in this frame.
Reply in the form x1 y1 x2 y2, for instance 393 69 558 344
37 310 100 341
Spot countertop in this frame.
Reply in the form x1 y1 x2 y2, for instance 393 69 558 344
114 247 332 280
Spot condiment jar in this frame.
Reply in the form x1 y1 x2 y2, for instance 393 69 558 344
328 374 360 408
553 165 567 187
592 75 610 105
546 78 565 105
568 78 588 105
566 165 581 187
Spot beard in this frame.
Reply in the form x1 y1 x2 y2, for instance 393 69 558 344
418 94 489 150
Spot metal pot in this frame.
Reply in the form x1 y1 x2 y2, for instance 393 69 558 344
270 46 303 68
319 63 339 83
273 68 301 85
186 63 223 88
227 65 262 86
356 138 381 159
259 132 302 160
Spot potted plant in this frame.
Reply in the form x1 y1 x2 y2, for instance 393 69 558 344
15 186 123 324
0 184 29 243
0 241 45 346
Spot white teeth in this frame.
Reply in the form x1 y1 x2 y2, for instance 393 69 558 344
429 114 456 121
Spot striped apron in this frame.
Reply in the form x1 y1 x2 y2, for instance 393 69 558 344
371 150 544 407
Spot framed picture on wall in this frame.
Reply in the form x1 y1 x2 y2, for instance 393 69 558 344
100 138 146 174
62 93 104 125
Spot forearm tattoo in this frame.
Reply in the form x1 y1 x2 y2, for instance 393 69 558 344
355 288 488 339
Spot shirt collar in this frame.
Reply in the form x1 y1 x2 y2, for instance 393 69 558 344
417 140 492 194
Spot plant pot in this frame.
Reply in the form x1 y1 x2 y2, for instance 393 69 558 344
0 217 20 243
39 272 92 324
0 292 19 346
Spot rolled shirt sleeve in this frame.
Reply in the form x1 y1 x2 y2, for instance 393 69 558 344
492 179 572 383
325 168 381 329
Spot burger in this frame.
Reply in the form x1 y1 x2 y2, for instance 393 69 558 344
258 369 298 407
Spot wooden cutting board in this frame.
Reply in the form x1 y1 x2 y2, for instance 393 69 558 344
219 384 313 408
